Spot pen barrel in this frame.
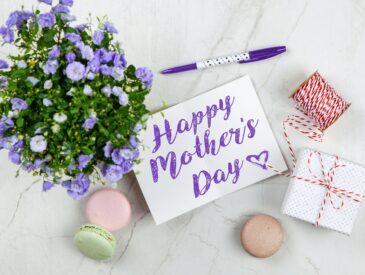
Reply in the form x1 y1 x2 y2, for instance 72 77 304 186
196 52 250 69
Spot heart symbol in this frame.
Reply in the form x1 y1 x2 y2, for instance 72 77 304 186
246 150 269 170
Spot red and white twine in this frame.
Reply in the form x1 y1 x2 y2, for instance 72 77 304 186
267 71 360 226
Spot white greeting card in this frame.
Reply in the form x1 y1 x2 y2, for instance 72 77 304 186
135 75 287 225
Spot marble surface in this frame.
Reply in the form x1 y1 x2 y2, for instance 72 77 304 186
1 0 365 274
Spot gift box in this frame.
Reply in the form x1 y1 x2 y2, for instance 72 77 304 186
282 148 365 235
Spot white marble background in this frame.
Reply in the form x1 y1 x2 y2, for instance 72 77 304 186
1 0 365 274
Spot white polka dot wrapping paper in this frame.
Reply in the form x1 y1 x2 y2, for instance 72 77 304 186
281 148 365 235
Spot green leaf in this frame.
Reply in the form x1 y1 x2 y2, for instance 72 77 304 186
16 117 24 127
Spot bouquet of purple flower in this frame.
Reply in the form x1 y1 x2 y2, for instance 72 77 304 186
0 0 153 199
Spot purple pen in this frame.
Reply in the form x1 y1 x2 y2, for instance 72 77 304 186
161 46 286 74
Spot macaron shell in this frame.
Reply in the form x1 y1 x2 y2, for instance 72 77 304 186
86 188 132 231
240 214 283 258
74 226 115 260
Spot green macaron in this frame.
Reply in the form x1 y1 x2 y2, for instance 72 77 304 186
74 224 116 260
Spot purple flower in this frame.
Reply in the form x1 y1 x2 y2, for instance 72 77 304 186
30 135 47 153
78 154 93 170
42 98 53 106
62 13 76 22
48 46 60 59
83 85 93 96
42 181 55 192
7 11 33 29
136 67 153 89
129 136 139 148
65 52 76 63
17 61 27 68
62 174 90 200
52 4 70 14
0 76 8 88
74 23 88 32
103 22 118 34
65 33 81 43
11 98 28 111
0 135 18 150
100 65 112 76
8 151 21 165
103 165 123 182
80 45 94 61
0 117 14 136
113 53 127 68
82 117 97 130
88 58 101 73
120 160 133 174
0 59 9 69
38 0 52 4
118 92 128 106
93 31 104 45
95 48 113 63
38 13 56 28
66 62 85 81
112 86 124 96
112 67 124 81
86 72 95 80
0 26 14 43
26 76 39 86
103 141 113 157
133 121 143 132
101 85 112 97
111 149 124 165
12 139 24 151
60 0 74 7
42 59 59 75
120 149 135 160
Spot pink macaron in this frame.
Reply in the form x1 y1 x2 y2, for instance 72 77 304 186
86 188 132 231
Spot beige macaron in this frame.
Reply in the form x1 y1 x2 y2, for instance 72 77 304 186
240 214 283 258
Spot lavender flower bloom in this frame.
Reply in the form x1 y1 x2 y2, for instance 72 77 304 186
7 11 33 29
0 59 9 69
26 76 39 86
86 72 95 80
100 65 112 76
120 160 133 174
111 149 124 165
48 46 60 59
95 48 113 63
53 4 70 14
11 98 28 111
83 85 93 96
113 53 127 68
112 67 124 81
65 33 81 43
88 58 101 73
103 165 123 182
38 13 56 28
44 80 53 90
30 135 47 153
120 149 135 160
103 141 113 157
6 12 20 27
133 121 143 132
0 117 14 136
129 136 139 148
66 62 85 81
103 22 118 34
80 45 94 61
118 92 128 106
82 117 97 130
136 67 153 89
43 98 53 106
0 135 18 150
74 23 88 32
38 0 52 4
42 181 55 192
42 60 59 75
17 60 27 68
101 85 112 97
65 52 76 63
12 139 24 151
60 0 74 7
93 31 104 45
62 174 90 200
0 76 8 88
0 26 14 43
111 86 123 96
78 154 93 170
8 151 21 165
